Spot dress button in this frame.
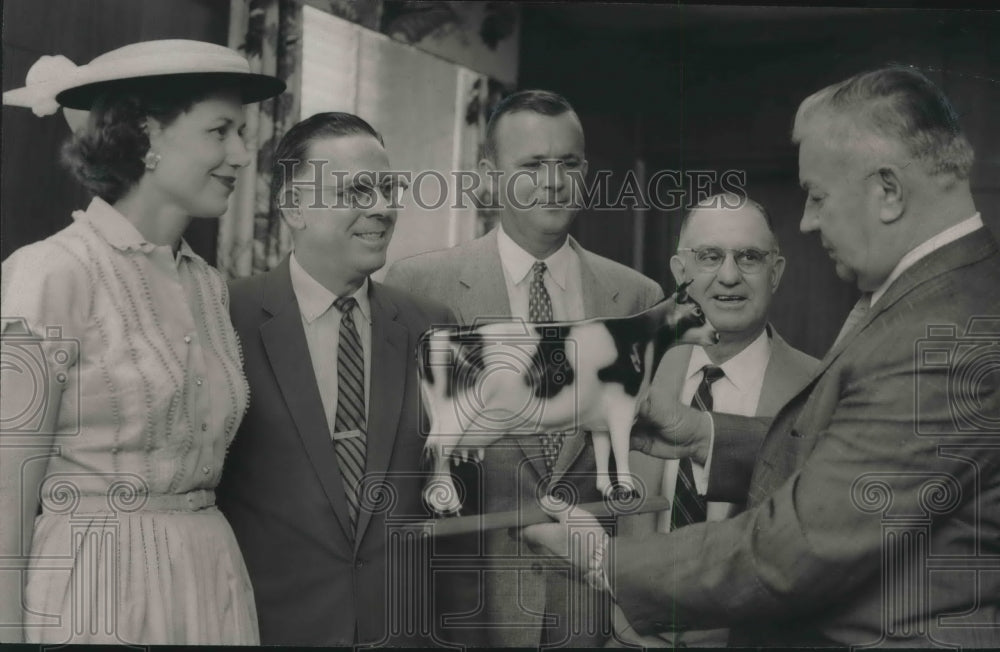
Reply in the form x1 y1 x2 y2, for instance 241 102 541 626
202 466 211 475
111 446 120 454
201 423 208 432
196 378 203 386
183 335 192 343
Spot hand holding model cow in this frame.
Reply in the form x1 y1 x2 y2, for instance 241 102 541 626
418 281 716 514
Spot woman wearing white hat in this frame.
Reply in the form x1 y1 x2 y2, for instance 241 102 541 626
0 40 284 644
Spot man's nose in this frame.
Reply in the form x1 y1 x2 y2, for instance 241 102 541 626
363 187 396 218
715 253 742 283
800 203 819 233
541 161 565 191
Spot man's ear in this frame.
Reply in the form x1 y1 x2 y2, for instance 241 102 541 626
669 255 686 287
874 165 906 224
769 254 786 293
278 186 306 230
479 157 499 208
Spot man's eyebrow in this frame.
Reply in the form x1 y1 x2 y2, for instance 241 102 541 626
525 154 581 161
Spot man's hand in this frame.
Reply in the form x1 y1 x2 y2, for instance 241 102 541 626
632 396 713 464
521 498 610 587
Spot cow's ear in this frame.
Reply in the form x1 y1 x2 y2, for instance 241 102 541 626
669 255 686 286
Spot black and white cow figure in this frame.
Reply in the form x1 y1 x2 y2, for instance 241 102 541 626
418 281 717 515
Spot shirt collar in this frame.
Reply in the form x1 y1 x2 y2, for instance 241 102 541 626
871 213 983 307
74 196 198 263
289 252 371 325
686 327 771 393
496 223 574 290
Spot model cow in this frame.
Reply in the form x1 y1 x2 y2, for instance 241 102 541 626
417 281 716 514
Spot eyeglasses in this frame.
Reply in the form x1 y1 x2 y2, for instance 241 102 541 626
304 177 409 209
677 247 777 274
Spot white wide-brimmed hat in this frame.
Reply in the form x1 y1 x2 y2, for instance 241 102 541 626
3 39 285 118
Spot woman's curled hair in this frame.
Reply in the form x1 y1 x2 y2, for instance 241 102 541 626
61 78 223 204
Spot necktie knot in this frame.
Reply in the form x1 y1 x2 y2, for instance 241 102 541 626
532 260 547 279
334 295 357 314
702 364 725 385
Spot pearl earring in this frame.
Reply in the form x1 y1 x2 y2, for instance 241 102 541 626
143 151 161 171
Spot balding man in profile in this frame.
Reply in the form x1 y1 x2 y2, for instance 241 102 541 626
525 66 1000 647
615 194 817 647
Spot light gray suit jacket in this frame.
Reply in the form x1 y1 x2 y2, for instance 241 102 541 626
384 229 664 647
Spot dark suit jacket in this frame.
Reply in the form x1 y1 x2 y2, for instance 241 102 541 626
613 227 1000 647
217 257 452 646
385 230 664 647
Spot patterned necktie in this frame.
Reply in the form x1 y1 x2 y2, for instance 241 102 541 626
529 261 561 472
832 292 873 349
671 364 725 529
332 295 367 538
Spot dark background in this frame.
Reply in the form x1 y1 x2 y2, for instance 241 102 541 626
4 1 999 358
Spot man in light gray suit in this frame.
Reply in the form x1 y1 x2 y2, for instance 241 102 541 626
384 89 663 647
614 194 818 647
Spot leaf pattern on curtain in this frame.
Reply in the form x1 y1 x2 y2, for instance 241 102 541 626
220 0 302 278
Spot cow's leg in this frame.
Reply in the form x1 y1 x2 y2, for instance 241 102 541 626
423 440 464 514
591 430 613 496
606 400 641 500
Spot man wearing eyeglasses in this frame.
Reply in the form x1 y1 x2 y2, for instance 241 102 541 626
217 112 452 646
615 193 818 647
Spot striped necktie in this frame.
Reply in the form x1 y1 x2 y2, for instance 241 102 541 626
671 364 725 529
333 295 367 538
529 261 561 473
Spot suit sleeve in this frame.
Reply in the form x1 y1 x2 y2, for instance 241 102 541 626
611 310 999 634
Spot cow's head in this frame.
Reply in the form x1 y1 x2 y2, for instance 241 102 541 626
667 280 717 347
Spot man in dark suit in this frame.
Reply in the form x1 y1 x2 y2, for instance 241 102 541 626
525 67 1000 647
384 90 663 647
217 113 451 646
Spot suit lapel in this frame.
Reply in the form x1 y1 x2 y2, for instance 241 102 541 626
457 230 513 323
260 259 354 542
575 237 620 318
757 327 813 416
354 283 408 547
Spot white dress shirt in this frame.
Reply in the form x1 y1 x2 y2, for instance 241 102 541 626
289 252 372 436
658 328 771 532
496 223 585 321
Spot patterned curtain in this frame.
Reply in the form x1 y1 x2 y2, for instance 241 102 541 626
218 0 303 279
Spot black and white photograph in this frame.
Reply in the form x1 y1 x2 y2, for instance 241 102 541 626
2 0 998 647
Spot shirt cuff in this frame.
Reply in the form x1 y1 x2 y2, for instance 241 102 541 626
691 412 715 495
